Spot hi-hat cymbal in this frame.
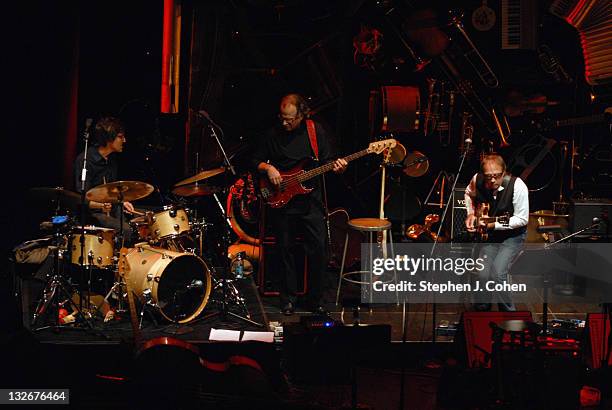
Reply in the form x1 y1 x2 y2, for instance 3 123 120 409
86 181 154 203
174 167 225 187
30 187 81 210
403 151 429 177
172 184 221 197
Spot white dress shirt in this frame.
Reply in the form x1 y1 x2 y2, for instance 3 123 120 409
464 173 529 230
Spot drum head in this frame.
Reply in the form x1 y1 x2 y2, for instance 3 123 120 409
157 255 211 323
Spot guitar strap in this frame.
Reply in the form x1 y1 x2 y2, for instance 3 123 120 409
306 119 319 160
305 119 331 242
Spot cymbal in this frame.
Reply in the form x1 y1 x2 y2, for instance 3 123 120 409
403 151 429 177
172 184 221 197
86 180 154 203
174 167 225 187
30 187 81 210
385 142 407 164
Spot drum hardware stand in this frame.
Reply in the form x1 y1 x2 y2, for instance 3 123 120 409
163 290 195 335
31 223 99 334
196 110 264 328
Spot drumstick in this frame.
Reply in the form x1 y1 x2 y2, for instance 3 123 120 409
131 209 146 216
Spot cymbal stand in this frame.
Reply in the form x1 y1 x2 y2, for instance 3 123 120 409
197 111 263 327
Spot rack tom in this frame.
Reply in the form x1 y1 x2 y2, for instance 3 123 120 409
149 205 191 241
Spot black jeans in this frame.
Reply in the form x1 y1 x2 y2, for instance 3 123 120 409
270 204 327 306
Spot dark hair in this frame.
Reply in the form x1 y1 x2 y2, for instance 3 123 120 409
94 117 125 146
480 153 506 172
281 93 310 117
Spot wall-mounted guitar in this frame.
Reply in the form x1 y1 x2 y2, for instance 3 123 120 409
533 107 611 131
259 139 397 208
474 203 510 242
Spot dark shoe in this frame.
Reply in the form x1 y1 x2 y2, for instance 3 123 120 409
281 302 295 316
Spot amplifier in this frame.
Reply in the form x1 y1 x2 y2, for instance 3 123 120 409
258 236 308 296
451 185 470 242
569 199 611 238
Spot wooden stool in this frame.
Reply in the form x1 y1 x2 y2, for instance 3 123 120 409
335 218 398 305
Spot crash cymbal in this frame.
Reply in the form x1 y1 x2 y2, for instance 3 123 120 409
403 151 429 177
174 167 225 187
86 181 154 203
30 187 81 210
172 184 221 197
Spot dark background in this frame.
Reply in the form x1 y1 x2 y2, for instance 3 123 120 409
3 0 610 271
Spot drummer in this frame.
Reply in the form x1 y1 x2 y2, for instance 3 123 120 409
74 117 134 243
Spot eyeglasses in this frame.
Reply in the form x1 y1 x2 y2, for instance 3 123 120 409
484 172 503 180
278 114 300 124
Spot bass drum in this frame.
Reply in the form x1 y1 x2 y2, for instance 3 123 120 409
125 245 211 323
369 85 421 134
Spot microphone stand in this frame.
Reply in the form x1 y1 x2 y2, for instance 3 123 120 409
198 112 263 328
430 140 472 343
541 219 610 373
77 119 96 317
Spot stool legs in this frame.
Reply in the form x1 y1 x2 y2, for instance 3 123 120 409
335 232 350 305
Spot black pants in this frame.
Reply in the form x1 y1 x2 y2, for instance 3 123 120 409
270 204 327 306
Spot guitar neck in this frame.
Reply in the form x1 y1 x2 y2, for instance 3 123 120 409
555 113 605 128
295 149 370 183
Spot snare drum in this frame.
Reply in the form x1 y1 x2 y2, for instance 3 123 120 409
70 226 115 267
130 215 152 242
149 206 190 241
125 244 211 323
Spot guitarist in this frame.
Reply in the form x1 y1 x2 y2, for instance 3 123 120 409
464 154 529 311
252 94 347 316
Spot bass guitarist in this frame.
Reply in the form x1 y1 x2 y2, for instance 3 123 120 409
464 154 529 311
252 93 347 316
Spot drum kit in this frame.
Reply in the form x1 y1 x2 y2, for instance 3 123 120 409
30 166 260 333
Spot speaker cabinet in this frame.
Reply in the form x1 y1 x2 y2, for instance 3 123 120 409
451 185 470 243
257 236 308 296
584 312 612 369
570 199 611 239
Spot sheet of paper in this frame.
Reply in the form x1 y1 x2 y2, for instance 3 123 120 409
241 331 274 343
209 328 241 342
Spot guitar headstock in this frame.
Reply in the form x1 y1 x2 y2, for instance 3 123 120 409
368 139 397 154
118 247 130 277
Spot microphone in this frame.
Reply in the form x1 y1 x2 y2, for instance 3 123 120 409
187 279 204 290
198 110 212 121
83 118 93 141
198 110 223 133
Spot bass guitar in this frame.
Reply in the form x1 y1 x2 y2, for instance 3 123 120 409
259 139 397 208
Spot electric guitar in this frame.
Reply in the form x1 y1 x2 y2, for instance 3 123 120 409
259 139 397 208
474 203 510 242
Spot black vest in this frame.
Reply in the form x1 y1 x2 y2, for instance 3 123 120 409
475 174 515 217
475 174 526 240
